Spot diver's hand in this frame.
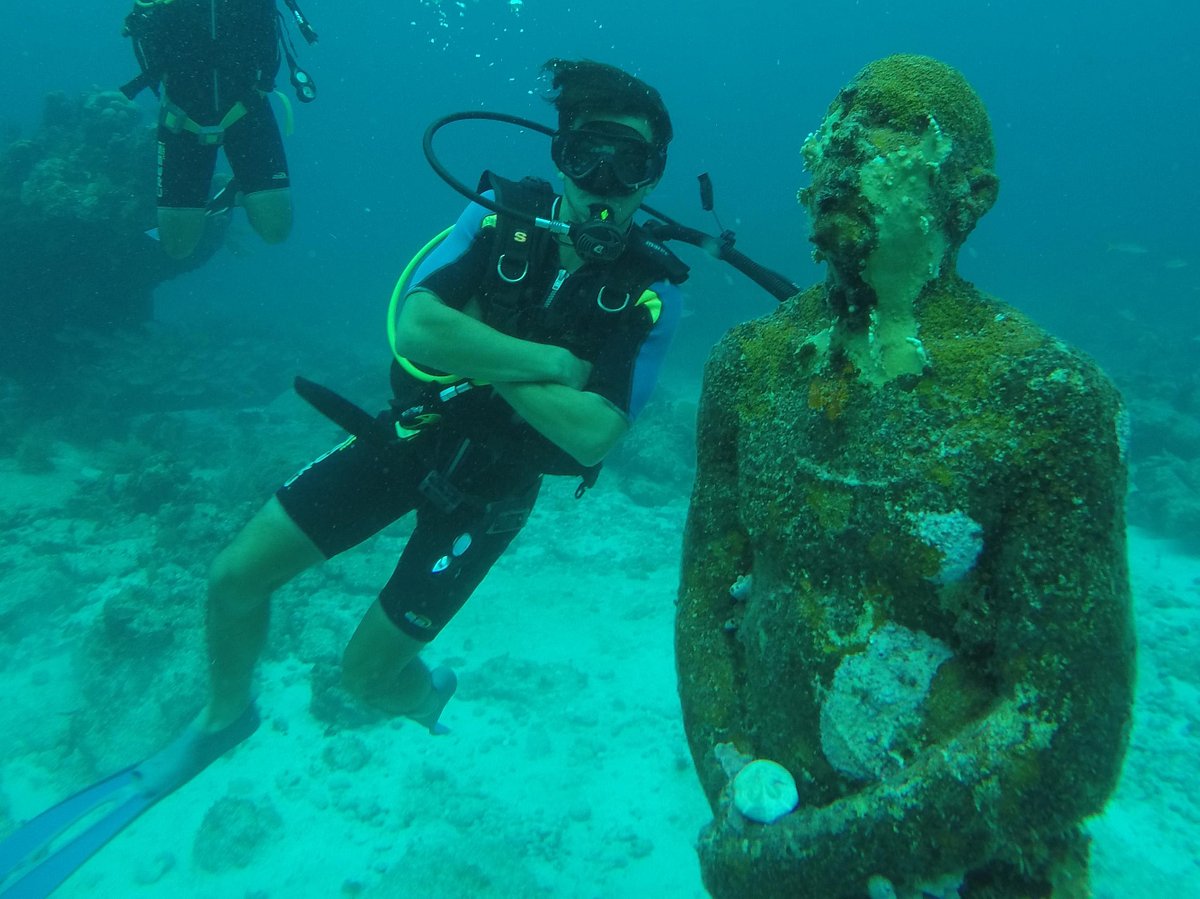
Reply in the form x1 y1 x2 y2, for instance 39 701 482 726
553 347 592 391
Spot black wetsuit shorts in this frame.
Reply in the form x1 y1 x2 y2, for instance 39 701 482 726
276 431 542 642
157 93 289 209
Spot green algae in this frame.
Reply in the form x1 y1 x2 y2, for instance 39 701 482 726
840 55 995 173
676 55 1133 899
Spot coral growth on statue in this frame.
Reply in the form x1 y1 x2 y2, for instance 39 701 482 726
676 55 1134 899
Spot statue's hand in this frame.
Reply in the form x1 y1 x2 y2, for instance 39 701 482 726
700 791 881 895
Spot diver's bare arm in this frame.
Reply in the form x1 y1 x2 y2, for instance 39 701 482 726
395 290 587 388
491 381 627 467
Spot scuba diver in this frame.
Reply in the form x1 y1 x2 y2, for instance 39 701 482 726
0 58 693 897
120 0 319 260
0 51 800 894
209 57 689 739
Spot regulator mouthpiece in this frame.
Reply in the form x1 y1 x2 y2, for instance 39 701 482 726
570 204 626 263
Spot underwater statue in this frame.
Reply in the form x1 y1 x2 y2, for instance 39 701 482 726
676 54 1135 898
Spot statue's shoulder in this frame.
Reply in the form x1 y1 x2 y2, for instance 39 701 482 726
919 280 1046 363
710 284 829 374
922 279 1119 402
919 279 1124 463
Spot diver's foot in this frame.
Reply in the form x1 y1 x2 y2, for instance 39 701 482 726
132 704 260 800
406 666 457 735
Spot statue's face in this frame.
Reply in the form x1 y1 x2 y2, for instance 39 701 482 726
800 99 952 315
799 104 884 306
801 118 874 270
802 106 938 258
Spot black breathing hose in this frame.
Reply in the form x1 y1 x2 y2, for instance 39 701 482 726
423 112 801 303
639 207 800 302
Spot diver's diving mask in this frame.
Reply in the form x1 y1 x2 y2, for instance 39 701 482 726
551 121 667 195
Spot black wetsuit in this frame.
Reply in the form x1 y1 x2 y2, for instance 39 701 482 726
277 189 685 641
132 0 289 207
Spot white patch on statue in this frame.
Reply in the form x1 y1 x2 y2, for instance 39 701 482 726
819 623 953 781
909 509 983 584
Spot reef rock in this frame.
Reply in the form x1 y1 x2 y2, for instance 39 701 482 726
0 90 222 377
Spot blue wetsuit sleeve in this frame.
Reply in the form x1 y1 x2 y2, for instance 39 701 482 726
402 193 495 310
625 278 683 420
587 277 682 422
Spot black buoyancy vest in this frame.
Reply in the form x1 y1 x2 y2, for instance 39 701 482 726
123 0 281 104
476 172 688 361
391 173 688 489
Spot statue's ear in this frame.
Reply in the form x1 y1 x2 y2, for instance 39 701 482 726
947 167 999 243
965 168 999 221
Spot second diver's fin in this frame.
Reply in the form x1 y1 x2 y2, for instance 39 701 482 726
205 176 240 217
0 705 260 899
406 666 457 736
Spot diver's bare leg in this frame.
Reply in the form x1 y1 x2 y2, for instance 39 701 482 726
203 496 322 730
342 601 455 731
157 206 207 259
241 187 293 244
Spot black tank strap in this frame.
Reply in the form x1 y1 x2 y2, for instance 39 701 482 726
120 4 163 99
476 171 558 332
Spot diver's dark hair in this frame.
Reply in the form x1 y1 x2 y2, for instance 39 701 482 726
542 58 673 148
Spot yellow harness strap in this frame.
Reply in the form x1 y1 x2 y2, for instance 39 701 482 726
160 96 249 146
271 90 296 137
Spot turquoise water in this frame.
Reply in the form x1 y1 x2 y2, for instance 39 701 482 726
2 1 1197 896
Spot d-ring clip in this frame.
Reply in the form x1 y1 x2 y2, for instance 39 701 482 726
596 286 630 313
497 255 529 284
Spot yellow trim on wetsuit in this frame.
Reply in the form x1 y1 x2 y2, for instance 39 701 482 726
271 90 295 137
635 289 662 324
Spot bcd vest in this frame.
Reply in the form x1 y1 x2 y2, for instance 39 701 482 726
391 171 689 485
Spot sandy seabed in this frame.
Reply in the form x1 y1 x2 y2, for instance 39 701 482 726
1 429 1197 898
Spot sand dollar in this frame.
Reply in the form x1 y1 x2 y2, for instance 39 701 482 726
732 759 799 824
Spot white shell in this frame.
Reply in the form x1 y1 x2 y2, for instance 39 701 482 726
731 759 799 824
729 574 753 601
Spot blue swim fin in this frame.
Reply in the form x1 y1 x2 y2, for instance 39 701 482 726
1 790 152 898
0 705 259 898
406 666 457 736
0 764 138 885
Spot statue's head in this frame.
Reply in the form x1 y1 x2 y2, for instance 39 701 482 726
799 55 999 316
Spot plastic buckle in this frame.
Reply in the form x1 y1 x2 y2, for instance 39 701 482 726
418 470 464 514
484 503 531 535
